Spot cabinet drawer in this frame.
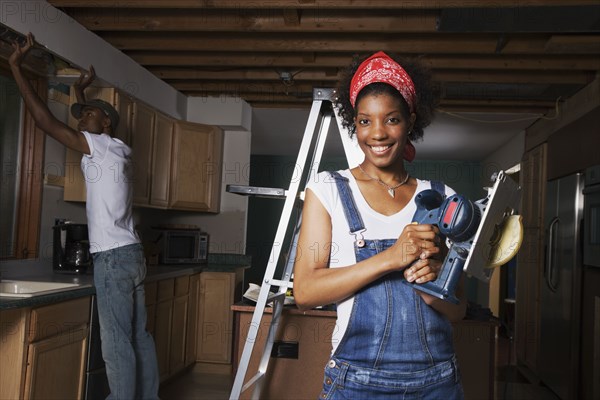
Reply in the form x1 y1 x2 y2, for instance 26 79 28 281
174 276 190 297
157 279 175 301
29 297 91 342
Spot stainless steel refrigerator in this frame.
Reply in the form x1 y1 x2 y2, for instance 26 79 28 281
538 172 584 400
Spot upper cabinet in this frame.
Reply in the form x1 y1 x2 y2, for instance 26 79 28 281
130 101 156 206
63 87 223 213
169 120 223 212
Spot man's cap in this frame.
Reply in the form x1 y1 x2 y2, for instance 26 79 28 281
71 99 119 131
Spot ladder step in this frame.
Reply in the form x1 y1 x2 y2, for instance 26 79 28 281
242 371 265 392
265 279 294 288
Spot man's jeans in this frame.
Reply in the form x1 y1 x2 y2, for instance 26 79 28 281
93 243 159 400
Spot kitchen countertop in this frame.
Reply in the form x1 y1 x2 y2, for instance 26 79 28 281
1 256 250 310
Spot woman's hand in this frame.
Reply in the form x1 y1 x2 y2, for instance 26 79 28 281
404 254 442 284
386 223 441 270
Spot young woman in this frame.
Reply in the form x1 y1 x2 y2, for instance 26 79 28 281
293 51 467 399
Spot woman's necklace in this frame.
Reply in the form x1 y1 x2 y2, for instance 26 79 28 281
358 164 410 198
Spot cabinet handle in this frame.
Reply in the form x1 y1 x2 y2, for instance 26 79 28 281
545 217 560 293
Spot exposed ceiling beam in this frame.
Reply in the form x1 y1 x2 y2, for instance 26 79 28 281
100 32 557 54
150 67 593 84
49 0 600 9
64 9 439 32
128 52 600 71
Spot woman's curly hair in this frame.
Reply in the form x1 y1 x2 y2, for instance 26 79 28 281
335 53 438 142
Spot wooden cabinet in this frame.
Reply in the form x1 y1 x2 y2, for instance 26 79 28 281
149 112 174 207
25 297 91 399
197 269 243 367
169 276 190 375
185 273 200 366
169 121 223 212
0 297 91 400
147 272 200 382
130 101 156 205
0 308 28 400
154 278 174 381
24 326 88 399
515 143 547 372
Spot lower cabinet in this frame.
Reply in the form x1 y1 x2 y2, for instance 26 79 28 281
0 296 91 400
196 269 244 370
145 273 200 383
24 326 88 399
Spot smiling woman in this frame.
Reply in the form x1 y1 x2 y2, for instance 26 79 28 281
0 63 46 259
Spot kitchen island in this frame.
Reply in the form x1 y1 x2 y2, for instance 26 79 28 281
232 303 497 400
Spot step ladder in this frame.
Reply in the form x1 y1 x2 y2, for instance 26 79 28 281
228 88 363 400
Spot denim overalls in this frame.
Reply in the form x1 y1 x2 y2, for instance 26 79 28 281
319 172 463 400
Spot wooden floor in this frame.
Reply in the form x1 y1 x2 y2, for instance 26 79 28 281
159 334 561 400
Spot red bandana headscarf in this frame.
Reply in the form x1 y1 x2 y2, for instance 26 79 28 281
350 51 418 162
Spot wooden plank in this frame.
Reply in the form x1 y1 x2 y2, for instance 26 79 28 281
64 9 439 32
151 67 593 84
99 32 549 54
48 0 600 9
525 76 600 150
129 51 600 72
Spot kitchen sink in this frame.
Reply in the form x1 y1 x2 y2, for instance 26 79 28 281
0 280 87 298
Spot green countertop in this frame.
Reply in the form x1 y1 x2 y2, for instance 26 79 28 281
0 255 250 310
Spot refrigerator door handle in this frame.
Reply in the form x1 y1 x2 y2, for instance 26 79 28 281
545 217 560 292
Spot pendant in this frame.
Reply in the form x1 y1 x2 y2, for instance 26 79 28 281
388 188 395 198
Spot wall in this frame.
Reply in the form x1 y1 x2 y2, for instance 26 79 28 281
481 130 525 180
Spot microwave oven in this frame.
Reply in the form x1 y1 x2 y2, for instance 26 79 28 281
159 230 208 264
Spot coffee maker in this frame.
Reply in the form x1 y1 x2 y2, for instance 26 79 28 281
53 220 92 274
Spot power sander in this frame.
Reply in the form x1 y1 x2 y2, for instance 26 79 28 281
403 170 523 304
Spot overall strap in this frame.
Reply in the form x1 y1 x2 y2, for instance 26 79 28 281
329 171 366 234
430 180 446 197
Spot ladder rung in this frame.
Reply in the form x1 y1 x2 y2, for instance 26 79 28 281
265 279 293 288
242 371 265 392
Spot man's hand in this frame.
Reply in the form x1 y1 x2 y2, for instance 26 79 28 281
8 32 35 69
74 65 96 91
73 65 96 103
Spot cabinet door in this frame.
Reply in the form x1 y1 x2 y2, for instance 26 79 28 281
185 273 200 366
154 299 173 381
170 121 223 212
169 295 189 375
23 326 88 400
515 143 547 371
114 90 134 145
197 272 237 363
0 309 27 400
154 278 174 381
150 113 174 208
131 102 156 205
